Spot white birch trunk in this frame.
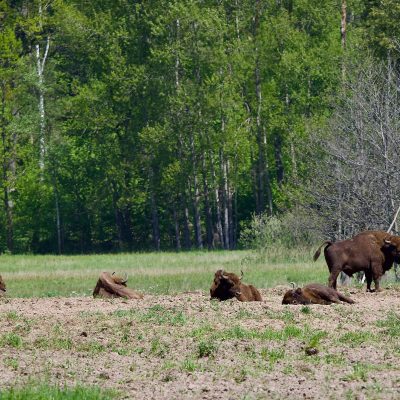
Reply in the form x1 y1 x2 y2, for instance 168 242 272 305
36 36 50 170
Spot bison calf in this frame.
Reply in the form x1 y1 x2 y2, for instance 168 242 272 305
282 283 354 305
0 274 6 297
93 272 143 299
210 269 262 302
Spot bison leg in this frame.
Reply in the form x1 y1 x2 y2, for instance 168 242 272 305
365 270 373 292
373 273 382 292
328 269 340 290
337 291 355 304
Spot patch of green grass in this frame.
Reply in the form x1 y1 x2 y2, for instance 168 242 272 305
33 336 73 351
181 358 199 372
77 340 105 354
323 354 346 365
190 324 213 339
216 324 304 341
301 306 311 314
260 348 285 365
339 331 375 346
283 365 294 375
377 311 400 337
113 309 136 318
5 311 20 320
139 305 187 326
265 309 295 322
13 320 32 335
197 340 217 358
150 338 169 358
4 357 19 370
234 367 250 383
1 333 23 348
305 331 327 348
112 347 129 356
161 360 176 370
343 362 375 382
0 384 116 399
236 309 254 319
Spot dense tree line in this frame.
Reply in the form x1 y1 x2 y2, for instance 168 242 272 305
0 0 397 253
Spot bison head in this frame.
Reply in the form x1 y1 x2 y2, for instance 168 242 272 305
383 237 400 263
111 272 128 286
282 287 305 305
210 269 243 301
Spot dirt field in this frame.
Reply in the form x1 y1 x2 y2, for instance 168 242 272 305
0 287 399 399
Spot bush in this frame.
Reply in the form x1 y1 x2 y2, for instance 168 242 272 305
239 211 320 251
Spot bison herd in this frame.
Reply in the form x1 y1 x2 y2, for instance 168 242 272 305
0 230 398 305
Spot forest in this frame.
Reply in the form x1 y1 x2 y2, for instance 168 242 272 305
0 0 399 254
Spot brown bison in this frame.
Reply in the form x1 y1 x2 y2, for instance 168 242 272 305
314 230 400 292
210 269 262 302
93 272 143 299
0 274 6 296
282 283 354 305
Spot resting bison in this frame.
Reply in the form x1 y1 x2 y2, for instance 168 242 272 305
282 283 354 305
314 230 400 292
0 274 6 296
210 269 262 302
93 272 143 299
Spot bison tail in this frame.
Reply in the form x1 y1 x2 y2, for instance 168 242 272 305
313 241 332 262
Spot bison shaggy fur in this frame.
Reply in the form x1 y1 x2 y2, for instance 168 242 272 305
282 283 354 305
314 230 400 292
0 274 6 296
210 269 262 302
93 272 143 299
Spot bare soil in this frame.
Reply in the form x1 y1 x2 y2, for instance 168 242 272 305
0 287 399 399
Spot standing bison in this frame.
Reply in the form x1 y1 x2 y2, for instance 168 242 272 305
93 272 143 299
282 283 354 305
314 230 400 292
210 269 262 302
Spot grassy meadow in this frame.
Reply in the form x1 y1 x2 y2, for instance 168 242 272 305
1 247 399 298
0 247 331 298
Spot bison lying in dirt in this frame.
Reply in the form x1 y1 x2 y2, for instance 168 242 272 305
314 230 400 292
0 274 6 297
210 269 262 302
282 283 354 305
93 272 143 299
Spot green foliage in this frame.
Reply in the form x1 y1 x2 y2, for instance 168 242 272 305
260 348 285 365
181 358 199 373
0 384 116 400
0 1 393 253
239 212 319 250
139 305 187 326
377 312 400 338
197 340 218 358
0 333 23 348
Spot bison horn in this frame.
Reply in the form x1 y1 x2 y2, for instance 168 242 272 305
240 270 244 280
121 273 128 284
290 282 296 289
385 239 392 244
